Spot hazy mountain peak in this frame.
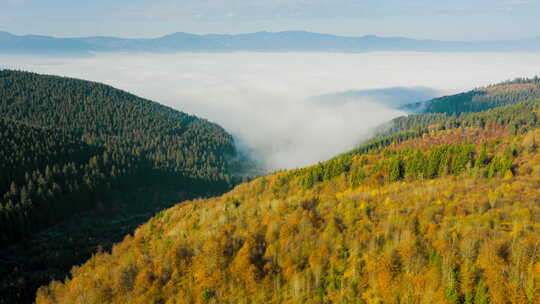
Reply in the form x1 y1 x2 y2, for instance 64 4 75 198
0 31 14 38
1 30 540 54
159 32 202 39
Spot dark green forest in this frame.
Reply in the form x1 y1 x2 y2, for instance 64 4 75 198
0 70 241 246
0 70 244 303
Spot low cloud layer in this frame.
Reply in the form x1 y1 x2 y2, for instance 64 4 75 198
2 52 540 170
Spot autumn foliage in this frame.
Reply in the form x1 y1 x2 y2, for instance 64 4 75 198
34 122 540 304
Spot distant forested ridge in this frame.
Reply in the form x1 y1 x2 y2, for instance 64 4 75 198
349 77 540 155
0 70 240 247
352 98 539 156
404 77 540 115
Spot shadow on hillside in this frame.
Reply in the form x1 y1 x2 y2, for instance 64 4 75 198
0 180 224 304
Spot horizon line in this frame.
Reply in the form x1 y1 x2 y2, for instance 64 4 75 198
1 29 539 43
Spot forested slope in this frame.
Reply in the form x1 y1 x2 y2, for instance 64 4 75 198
349 77 540 157
404 77 540 115
350 75 540 156
0 70 237 182
0 70 240 246
36 96 540 303
0 118 106 245
0 70 243 303
352 98 539 155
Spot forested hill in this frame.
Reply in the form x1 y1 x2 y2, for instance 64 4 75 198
0 70 240 245
35 94 540 301
0 70 237 180
404 77 540 115
0 70 243 303
351 77 540 154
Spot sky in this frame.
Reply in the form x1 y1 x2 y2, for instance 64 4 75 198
2 0 540 40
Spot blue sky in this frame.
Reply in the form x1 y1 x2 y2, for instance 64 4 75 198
2 0 540 40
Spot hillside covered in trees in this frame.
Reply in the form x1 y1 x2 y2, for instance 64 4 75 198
352 77 540 156
352 98 539 156
0 70 241 246
35 93 540 302
404 77 540 116
0 70 244 303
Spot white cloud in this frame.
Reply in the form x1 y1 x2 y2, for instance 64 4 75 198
2 51 540 171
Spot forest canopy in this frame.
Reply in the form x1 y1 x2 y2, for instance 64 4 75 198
0 70 242 247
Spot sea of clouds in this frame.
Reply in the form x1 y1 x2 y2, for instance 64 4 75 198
2 51 540 171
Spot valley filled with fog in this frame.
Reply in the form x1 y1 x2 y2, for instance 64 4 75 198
3 51 540 171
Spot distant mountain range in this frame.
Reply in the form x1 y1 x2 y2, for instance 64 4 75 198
1 30 540 54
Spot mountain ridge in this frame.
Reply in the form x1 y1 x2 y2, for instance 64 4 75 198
2 30 540 54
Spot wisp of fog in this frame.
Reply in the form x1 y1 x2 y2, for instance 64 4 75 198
3 51 540 171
